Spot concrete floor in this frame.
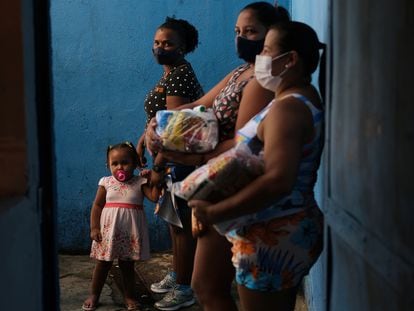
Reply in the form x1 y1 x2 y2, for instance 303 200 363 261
59 252 308 311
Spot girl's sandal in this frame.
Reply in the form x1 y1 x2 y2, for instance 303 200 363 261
81 302 97 311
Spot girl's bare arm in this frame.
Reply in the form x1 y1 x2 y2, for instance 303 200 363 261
90 186 106 242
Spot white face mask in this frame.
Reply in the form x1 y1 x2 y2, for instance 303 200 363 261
255 52 290 91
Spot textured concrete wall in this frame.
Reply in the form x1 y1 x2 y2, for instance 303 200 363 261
51 0 276 252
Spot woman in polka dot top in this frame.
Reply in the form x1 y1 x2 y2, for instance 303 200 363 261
136 17 204 310
137 16 204 164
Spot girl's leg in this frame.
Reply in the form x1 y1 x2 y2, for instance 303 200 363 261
237 284 298 311
118 259 138 305
191 227 237 311
170 207 196 285
83 260 113 308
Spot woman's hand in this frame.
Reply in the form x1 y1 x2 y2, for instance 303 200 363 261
145 118 163 156
150 170 165 187
90 228 102 242
188 199 216 224
140 169 152 178
191 209 205 238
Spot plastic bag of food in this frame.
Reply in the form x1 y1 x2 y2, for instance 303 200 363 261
155 106 218 153
173 143 264 203
173 144 265 234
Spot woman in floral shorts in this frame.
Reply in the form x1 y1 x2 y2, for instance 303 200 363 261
188 21 326 310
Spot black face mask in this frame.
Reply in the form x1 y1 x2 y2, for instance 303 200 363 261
236 36 265 63
152 47 182 65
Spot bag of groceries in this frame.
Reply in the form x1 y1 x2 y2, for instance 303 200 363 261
173 143 263 201
155 106 218 153
173 144 265 235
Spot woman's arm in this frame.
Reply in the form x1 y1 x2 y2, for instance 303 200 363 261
90 186 106 242
136 133 147 168
203 79 274 161
166 96 190 110
234 78 274 131
160 138 235 166
190 97 309 224
142 182 162 202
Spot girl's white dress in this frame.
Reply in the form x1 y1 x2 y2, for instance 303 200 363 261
90 175 150 261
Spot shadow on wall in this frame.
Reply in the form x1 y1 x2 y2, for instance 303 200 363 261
52 0 257 253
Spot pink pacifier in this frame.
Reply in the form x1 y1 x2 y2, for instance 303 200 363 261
115 170 129 182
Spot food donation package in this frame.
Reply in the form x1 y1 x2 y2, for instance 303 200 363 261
173 144 265 233
155 106 218 153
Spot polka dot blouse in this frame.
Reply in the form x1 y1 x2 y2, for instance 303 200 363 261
144 60 204 125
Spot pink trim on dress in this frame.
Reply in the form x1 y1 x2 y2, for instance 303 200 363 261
104 202 143 209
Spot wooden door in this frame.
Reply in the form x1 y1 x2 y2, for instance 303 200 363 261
0 0 57 309
324 0 414 310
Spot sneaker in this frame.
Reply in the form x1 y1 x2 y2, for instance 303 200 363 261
154 286 196 311
150 272 177 293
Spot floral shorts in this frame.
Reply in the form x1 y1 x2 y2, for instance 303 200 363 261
226 206 323 292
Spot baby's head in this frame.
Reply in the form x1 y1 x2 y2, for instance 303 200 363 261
106 141 139 182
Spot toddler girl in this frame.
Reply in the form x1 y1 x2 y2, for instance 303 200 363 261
82 141 160 311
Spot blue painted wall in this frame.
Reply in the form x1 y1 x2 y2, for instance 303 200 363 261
289 1 329 310
51 0 278 252
278 0 292 11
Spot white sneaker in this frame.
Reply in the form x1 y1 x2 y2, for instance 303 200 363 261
154 286 195 311
150 272 177 294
